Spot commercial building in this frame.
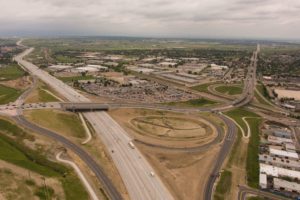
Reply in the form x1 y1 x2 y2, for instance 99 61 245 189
259 173 267 189
260 163 300 179
269 147 299 160
268 135 293 144
273 178 300 193
259 154 300 170
273 130 292 138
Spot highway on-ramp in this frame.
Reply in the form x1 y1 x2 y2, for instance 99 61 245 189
14 48 174 200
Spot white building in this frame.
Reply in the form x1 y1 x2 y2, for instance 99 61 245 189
268 135 293 144
260 163 300 179
259 173 267 189
269 147 299 160
259 154 300 170
273 178 300 193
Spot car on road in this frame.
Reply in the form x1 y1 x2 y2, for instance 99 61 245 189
150 171 155 177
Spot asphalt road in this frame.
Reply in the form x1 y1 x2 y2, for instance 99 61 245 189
203 114 237 200
14 48 174 200
12 43 262 200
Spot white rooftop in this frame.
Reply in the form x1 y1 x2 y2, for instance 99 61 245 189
260 163 300 179
259 173 267 189
268 135 293 144
274 178 300 192
269 147 299 159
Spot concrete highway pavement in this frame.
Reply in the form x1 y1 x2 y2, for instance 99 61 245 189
14 47 174 200
13 42 265 200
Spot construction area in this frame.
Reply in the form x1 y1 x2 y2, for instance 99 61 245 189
108 108 223 200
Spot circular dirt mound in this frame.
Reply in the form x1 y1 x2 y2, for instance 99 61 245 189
130 116 213 141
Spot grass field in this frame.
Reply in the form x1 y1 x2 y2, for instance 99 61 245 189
246 118 262 188
191 82 216 93
25 110 86 139
214 170 232 200
215 85 243 95
225 108 260 133
225 108 261 189
58 75 94 82
37 88 59 102
166 98 218 107
248 197 265 200
0 118 88 200
0 64 25 81
26 81 62 103
0 84 22 104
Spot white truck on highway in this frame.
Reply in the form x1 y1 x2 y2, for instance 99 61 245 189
128 141 135 149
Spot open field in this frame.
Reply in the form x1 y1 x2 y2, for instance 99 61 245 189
214 108 261 199
58 75 95 82
166 98 218 108
0 161 65 200
0 63 25 81
24 110 86 139
23 38 256 52
0 117 88 200
191 82 218 93
214 84 243 95
109 108 219 148
109 108 223 200
274 88 300 100
26 81 63 103
245 118 262 188
0 84 22 104
131 115 212 140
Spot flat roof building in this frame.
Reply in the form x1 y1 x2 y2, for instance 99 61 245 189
259 173 267 189
259 154 300 170
260 163 300 179
273 178 300 194
269 147 299 160
273 130 292 138
268 135 293 144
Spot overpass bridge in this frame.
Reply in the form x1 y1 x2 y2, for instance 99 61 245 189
60 102 109 112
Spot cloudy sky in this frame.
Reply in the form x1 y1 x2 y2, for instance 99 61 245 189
0 0 300 39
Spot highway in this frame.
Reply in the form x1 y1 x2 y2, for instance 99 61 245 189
14 48 174 200
12 43 263 200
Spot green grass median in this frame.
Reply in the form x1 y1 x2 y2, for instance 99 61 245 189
215 85 243 95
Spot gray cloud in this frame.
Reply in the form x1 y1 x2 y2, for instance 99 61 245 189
0 0 300 39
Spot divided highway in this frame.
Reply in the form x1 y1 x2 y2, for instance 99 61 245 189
13 44 260 200
14 48 174 200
